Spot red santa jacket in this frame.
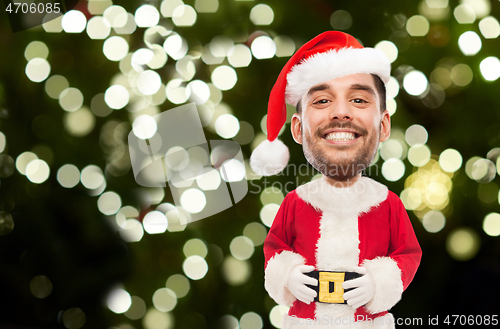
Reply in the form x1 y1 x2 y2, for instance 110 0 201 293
264 176 421 328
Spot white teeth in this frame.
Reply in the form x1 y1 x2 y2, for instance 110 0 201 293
325 132 356 141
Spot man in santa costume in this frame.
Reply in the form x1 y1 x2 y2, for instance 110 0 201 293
250 31 422 328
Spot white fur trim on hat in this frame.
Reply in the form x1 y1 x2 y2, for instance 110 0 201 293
285 47 391 106
250 139 290 176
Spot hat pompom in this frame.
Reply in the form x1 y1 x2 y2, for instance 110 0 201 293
250 139 289 176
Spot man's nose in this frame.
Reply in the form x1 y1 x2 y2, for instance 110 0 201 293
329 100 353 121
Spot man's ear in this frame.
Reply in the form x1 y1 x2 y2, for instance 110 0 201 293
291 113 303 144
379 110 391 142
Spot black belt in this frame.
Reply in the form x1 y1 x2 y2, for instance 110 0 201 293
305 271 361 304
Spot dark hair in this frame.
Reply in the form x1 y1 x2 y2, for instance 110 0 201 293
295 74 386 114
371 74 386 113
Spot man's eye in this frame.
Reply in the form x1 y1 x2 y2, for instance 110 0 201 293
351 98 367 104
314 99 330 104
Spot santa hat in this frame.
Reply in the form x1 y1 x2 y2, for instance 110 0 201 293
250 31 391 176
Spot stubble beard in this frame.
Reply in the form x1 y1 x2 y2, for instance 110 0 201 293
302 122 381 181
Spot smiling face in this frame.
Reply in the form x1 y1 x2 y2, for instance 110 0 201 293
291 73 391 185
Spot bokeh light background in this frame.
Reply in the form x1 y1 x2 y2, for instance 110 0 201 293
1 0 500 328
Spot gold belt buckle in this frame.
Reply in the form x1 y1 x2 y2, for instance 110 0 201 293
318 271 345 303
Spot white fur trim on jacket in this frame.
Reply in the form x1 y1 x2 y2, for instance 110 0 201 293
296 176 388 217
265 250 307 306
306 176 387 273
281 312 396 329
362 257 403 314
285 47 391 106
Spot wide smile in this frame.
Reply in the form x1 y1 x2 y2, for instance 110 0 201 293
322 130 361 144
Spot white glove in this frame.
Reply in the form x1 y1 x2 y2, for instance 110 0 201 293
342 267 375 309
286 265 317 304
